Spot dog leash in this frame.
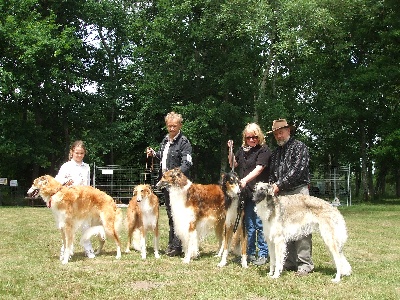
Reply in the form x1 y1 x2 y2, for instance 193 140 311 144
229 140 243 233
233 189 244 233
228 140 235 173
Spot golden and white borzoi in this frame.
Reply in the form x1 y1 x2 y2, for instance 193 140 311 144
156 168 227 263
253 182 352 282
125 184 160 259
216 172 248 268
27 175 122 264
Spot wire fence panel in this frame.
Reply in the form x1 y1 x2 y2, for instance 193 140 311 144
93 164 164 205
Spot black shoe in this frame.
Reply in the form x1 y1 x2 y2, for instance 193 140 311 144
166 248 182 257
283 265 297 272
253 256 269 266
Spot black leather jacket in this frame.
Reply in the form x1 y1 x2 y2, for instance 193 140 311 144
269 136 310 192
155 132 192 178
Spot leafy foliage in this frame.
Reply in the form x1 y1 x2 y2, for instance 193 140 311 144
1 0 399 197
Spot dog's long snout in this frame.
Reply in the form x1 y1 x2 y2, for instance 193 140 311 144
27 187 39 198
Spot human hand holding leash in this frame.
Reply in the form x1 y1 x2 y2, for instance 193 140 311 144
227 140 235 172
272 183 279 195
146 147 155 157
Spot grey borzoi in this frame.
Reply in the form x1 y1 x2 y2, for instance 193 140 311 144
253 182 351 282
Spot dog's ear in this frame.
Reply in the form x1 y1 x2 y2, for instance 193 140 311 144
267 184 275 196
133 186 138 196
219 172 225 184
145 184 152 194
171 168 179 177
39 175 49 186
220 173 227 192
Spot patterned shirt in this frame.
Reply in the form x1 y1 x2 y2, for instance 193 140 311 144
269 136 310 192
55 160 91 186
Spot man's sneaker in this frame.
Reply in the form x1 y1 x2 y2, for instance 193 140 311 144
253 256 269 266
247 255 256 263
283 265 297 272
85 249 96 259
166 248 182 257
165 245 173 254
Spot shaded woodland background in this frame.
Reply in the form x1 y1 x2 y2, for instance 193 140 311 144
1 0 399 201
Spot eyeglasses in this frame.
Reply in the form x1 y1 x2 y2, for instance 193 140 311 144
246 136 258 140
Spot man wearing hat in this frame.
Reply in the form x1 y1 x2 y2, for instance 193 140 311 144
268 119 314 276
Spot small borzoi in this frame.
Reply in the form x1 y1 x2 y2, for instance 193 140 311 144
156 168 226 263
27 175 122 264
253 182 352 282
125 184 160 259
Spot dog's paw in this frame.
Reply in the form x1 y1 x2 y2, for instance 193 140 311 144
271 272 281 279
182 257 191 264
217 261 226 268
154 252 160 259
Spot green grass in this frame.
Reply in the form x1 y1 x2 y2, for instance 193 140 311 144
0 203 399 300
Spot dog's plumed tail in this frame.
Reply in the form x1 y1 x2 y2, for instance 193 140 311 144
80 225 106 245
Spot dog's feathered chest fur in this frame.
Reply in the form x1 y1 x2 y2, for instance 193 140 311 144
168 181 226 247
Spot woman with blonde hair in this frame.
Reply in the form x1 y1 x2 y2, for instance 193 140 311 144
227 123 271 265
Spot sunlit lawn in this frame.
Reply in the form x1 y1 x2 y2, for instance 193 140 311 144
0 202 399 300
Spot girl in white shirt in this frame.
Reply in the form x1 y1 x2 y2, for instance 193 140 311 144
55 140 95 259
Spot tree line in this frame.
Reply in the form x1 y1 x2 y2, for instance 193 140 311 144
1 0 399 200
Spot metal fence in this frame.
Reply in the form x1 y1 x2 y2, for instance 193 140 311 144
92 164 164 204
309 165 352 206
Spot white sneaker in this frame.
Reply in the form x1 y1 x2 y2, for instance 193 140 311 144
85 249 96 259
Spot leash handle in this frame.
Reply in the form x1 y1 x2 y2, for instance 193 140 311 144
228 140 235 173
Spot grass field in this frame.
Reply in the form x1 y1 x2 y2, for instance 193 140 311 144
0 202 399 300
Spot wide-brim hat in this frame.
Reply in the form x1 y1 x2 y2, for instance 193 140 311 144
267 119 295 134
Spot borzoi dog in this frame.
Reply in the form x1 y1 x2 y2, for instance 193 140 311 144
125 184 160 259
253 182 352 282
27 175 122 264
156 168 226 263
217 172 248 268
